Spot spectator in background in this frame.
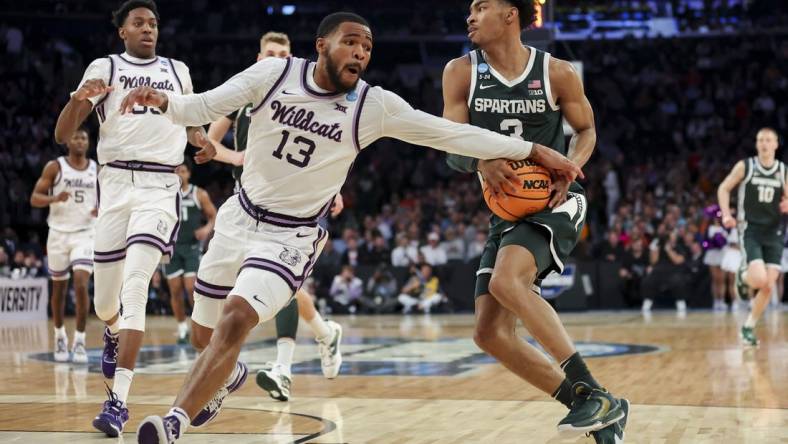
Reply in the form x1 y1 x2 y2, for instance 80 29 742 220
328 265 363 314
420 232 447 266
391 233 418 267
466 231 487 262
0 248 10 277
342 237 362 267
441 227 465 262
642 230 690 314
361 233 391 266
397 264 445 314
360 265 399 314
620 238 649 306
595 230 626 263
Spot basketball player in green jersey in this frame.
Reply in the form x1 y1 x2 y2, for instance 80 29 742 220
206 31 343 401
718 128 788 346
444 1 628 441
163 161 216 344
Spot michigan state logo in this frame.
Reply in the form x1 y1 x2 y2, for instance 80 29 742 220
279 247 301 266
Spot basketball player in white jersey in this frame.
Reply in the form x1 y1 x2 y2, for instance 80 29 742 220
124 13 582 443
53 0 215 437
207 31 345 402
30 127 97 364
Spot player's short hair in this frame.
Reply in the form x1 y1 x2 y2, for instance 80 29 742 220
499 0 538 30
758 127 779 138
112 0 160 28
260 32 290 49
316 12 370 39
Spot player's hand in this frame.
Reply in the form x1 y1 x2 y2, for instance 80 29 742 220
722 214 736 228
330 194 345 218
478 159 523 201
780 197 788 214
548 175 571 208
529 144 584 183
73 79 113 102
120 86 168 114
194 225 211 241
192 131 217 164
52 191 70 203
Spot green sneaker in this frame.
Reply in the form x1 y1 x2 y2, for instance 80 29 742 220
177 332 190 345
735 266 749 300
740 326 759 347
557 382 624 435
590 398 629 443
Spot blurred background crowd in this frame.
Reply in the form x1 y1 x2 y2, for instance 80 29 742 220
1 0 787 314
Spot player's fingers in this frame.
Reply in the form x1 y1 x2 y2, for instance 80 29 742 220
504 170 523 187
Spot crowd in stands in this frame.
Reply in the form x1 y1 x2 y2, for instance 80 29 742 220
1 3 787 313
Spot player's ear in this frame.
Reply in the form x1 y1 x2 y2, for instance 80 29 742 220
506 5 517 25
118 27 125 41
316 37 327 54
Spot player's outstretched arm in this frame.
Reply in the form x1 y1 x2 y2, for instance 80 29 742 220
30 161 68 207
121 58 288 127
368 88 583 182
718 160 745 228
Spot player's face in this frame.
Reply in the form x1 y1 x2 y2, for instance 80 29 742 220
258 42 291 61
467 0 513 46
318 22 373 92
756 130 779 158
67 131 89 156
119 7 159 58
175 165 191 184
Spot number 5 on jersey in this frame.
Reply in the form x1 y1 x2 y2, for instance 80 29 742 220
272 130 316 168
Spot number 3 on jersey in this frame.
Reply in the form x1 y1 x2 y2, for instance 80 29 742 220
272 130 316 168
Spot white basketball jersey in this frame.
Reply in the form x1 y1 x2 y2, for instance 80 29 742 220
48 157 98 232
241 58 370 218
84 53 191 166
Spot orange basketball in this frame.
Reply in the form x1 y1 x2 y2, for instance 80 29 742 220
482 160 551 222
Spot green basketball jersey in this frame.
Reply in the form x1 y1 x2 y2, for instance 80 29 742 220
468 47 565 153
176 184 203 245
738 157 786 228
230 103 253 182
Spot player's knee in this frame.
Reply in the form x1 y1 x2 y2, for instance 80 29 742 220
473 321 513 353
489 269 536 302
215 299 258 345
748 272 767 289
93 294 120 321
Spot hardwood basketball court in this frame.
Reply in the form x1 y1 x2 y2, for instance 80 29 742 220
1 310 786 443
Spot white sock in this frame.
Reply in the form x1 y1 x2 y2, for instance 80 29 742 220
745 314 757 328
223 362 241 386
113 367 134 403
275 338 295 375
309 315 331 341
177 321 189 337
73 330 86 345
54 326 66 338
107 318 120 335
167 407 190 435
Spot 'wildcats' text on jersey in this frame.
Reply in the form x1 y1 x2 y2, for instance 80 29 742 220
73 52 194 166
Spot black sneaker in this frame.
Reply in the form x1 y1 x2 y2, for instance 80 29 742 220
557 382 624 435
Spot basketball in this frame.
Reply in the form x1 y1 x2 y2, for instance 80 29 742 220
482 159 551 221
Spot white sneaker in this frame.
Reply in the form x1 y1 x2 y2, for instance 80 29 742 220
317 321 343 379
54 334 69 362
255 364 292 401
731 300 742 312
676 300 687 312
641 299 653 313
72 340 88 364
